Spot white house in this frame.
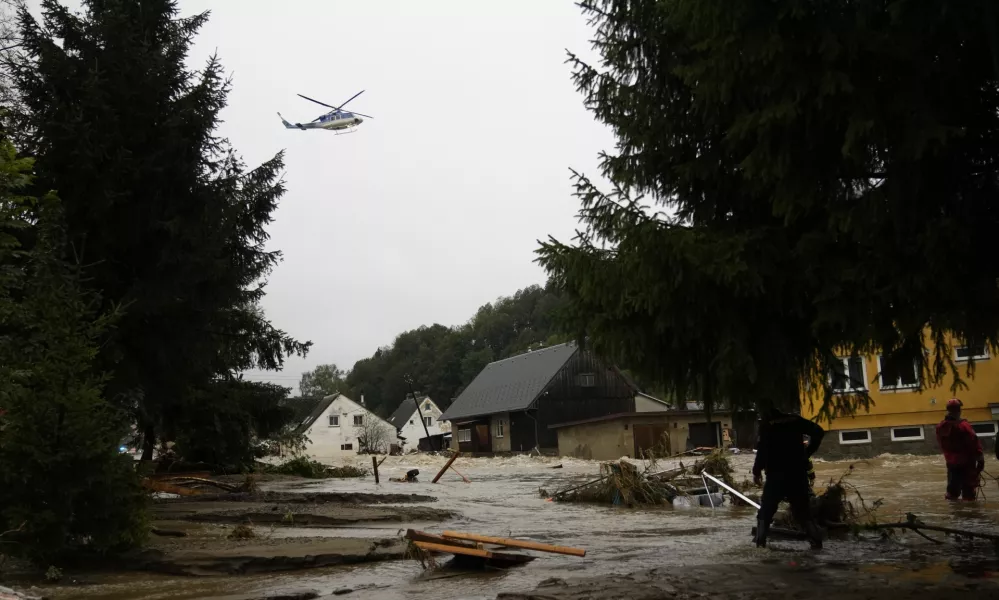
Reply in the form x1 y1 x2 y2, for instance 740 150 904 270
296 393 397 462
386 394 449 452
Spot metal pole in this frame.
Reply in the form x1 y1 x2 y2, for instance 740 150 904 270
702 471 761 509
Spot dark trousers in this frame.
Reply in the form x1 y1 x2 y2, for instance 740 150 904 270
946 464 978 500
758 471 813 526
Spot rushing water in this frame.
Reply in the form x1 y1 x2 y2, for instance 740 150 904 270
39 452 999 599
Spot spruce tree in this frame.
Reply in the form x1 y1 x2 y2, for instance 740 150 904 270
11 0 309 459
538 0 999 418
0 136 147 563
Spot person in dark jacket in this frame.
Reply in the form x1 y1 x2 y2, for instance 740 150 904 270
936 398 983 501
752 408 826 549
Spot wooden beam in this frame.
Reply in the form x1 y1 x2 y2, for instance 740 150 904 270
406 529 476 549
432 452 460 483
441 531 585 557
372 456 380 484
412 541 534 565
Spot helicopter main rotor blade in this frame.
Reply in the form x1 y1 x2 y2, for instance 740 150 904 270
337 90 365 109
297 93 338 110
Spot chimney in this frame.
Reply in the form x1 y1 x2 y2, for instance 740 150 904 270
360 394 365 407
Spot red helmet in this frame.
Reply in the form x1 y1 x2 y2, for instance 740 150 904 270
946 398 963 410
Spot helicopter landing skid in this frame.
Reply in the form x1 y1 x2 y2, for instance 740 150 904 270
335 126 358 135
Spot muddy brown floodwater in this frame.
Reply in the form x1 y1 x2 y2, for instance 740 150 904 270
33 453 999 599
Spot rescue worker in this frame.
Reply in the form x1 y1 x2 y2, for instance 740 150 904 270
752 407 825 549
935 398 984 501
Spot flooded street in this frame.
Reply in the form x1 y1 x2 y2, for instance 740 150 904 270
43 453 999 600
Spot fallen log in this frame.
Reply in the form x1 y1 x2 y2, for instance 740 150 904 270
157 477 245 493
142 479 204 496
442 531 585 557
865 521 999 542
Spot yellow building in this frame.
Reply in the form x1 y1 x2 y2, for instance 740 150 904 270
800 339 999 458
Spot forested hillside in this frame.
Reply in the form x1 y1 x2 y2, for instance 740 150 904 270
300 284 571 418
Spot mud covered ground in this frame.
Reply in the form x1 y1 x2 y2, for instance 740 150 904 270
500 561 999 600
7 453 999 599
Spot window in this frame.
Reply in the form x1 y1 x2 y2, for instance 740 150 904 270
956 344 989 362
890 426 924 441
328 415 339 427
576 373 596 387
353 415 364 426
458 429 471 443
495 420 505 438
409 419 414 425
423 401 432 411
838 429 871 445
878 355 919 390
340 443 353 451
424 416 433 427
830 357 867 392
972 422 998 437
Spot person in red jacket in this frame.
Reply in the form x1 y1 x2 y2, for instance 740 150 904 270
935 398 984 501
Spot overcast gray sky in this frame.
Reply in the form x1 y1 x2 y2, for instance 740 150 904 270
34 0 614 392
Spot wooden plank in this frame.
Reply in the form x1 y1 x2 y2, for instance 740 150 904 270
406 529 477 549
432 452 460 484
415 541 492 559
441 531 585 557
412 541 535 566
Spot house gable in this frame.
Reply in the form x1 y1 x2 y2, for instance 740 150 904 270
440 343 579 421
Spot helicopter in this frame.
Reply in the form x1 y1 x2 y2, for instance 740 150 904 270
278 90 373 133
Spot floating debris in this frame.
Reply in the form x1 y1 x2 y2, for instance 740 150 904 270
543 450 753 507
404 529 582 572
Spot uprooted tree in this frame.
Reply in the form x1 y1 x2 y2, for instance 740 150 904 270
537 0 999 418
9 0 310 463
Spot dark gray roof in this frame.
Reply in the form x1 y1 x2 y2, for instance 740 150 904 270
387 396 428 429
294 393 339 434
439 343 578 422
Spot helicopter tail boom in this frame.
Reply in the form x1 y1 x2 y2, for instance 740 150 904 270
277 112 306 130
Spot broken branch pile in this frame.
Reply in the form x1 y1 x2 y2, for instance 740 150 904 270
264 457 367 479
542 450 751 507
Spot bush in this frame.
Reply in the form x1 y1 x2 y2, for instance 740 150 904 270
266 457 367 479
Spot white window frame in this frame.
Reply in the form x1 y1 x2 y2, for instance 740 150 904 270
423 416 433 427
458 429 471 443
353 414 364 426
877 355 920 391
971 422 998 438
838 429 872 445
830 356 868 393
495 419 505 438
889 426 924 442
328 415 340 427
955 344 990 362
576 373 596 387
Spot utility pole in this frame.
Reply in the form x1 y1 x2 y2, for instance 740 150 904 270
405 375 436 451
